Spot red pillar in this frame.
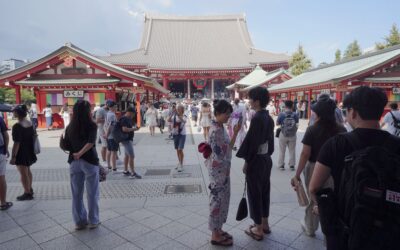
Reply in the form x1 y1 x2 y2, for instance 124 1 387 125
15 85 21 104
136 93 141 127
106 89 116 100
336 91 342 103
162 76 169 91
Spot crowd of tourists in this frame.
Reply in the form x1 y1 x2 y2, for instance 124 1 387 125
0 85 399 250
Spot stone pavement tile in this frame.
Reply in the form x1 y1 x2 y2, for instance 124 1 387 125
113 242 142 250
265 226 301 246
177 213 207 228
148 206 191 220
86 232 127 250
198 243 244 250
139 214 172 230
194 207 210 217
290 235 324 250
227 228 254 248
286 208 305 221
21 217 58 234
132 231 170 250
99 209 121 222
0 227 26 244
181 205 208 213
268 213 285 226
14 211 49 226
0 235 39 250
0 217 19 233
274 217 303 234
31 200 71 210
156 221 192 239
111 207 142 215
40 234 90 250
7 209 39 219
102 216 135 231
245 239 288 250
0 211 12 222
156 240 194 250
115 223 152 242
30 225 69 244
175 229 209 249
72 225 111 242
48 211 73 224
270 205 295 217
125 209 157 222
196 222 212 236
42 209 69 218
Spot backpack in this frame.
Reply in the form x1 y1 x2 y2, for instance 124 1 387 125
111 119 129 143
389 111 400 136
338 133 400 250
281 112 297 137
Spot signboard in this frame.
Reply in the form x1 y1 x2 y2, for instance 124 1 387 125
132 86 146 94
64 90 84 98
393 87 400 94
320 89 331 94
336 85 348 92
280 93 287 97
297 91 304 97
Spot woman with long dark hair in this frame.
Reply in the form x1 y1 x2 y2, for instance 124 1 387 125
62 100 100 230
10 104 37 201
291 96 346 237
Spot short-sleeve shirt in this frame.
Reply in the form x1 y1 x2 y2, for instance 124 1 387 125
65 124 99 165
43 108 52 117
383 110 400 135
106 112 117 139
120 116 134 141
317 128 400 192
277 111 299 125
190 106 199 117
172 114 187 135
0 117 8 155
302 124 346 163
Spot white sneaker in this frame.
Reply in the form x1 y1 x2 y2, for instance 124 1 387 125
300 220 315 237
177 165 183 172
175 163 181 170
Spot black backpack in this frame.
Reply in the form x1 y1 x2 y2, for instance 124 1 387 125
338 133 400 250
111 119 129 143
390 111 400 136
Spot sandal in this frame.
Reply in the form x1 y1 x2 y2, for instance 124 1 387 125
0 202 13 210
221 231 233 239
263 228 271 234
245 225 264 241
210 237 233 246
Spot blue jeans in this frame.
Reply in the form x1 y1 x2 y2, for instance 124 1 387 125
70 159 100 225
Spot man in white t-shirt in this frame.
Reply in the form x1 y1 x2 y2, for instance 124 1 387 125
381 102 400 136
266 101 276 116
96 103 109 164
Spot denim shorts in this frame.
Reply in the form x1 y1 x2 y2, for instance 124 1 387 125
121 140 135 158
173 134 186 150
107 139 119 152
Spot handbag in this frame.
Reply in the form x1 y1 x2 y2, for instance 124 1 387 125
99 165 107 182
292 177 309 207
59 130 71 153
275 128 281 138
198 142 212 159
33 127 40 154
236 180 248 221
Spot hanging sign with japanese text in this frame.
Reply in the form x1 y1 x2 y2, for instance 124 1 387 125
393 87 400 94
64 90 84 98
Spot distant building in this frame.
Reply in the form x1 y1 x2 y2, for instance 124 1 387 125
0 59 27 74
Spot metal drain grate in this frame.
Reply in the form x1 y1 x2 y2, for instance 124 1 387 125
164 184 202 194
172 173 192 178
145 169 171 176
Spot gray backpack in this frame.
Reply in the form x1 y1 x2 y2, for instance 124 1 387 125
281 112 297 137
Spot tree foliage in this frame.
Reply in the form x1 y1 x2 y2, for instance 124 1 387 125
376 23 400 50
289 45 312 76
334 49 341 62
344 40 362 59
0 88 36 104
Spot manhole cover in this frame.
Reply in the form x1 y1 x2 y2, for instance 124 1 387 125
145 169 171 176
164 184 202 194
172 173 192 178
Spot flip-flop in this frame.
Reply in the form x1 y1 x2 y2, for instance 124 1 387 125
210 237 233 246
0 202 13 211
221 231 233 239
245 225 264 241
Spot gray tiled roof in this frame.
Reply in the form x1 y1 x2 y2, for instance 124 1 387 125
100 14 289 70
269 45 400 92
15 78 120 85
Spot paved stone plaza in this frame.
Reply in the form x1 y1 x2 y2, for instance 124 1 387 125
0 119 325 250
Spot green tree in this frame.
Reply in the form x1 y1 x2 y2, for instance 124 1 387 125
375 23 400 50
344 40 362 59
289 45 312 76
334 49 341 62
0 88 36 104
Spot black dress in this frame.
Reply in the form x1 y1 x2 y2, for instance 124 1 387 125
12 123 37 167
236 110 274 225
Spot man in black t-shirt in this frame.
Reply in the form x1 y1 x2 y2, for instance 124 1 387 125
309 86 400 250
120 106 141 179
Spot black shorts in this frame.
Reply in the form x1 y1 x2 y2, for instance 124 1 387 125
107 139 119 152
192 115 198 122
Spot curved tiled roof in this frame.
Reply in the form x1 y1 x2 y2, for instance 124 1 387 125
100 13 289 70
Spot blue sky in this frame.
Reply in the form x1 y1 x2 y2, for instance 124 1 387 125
0 0 399 66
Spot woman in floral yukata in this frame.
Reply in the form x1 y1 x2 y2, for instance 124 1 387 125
206 100 241 246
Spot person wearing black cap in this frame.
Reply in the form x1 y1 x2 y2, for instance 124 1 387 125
10 104 37 201
290 97 346 237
